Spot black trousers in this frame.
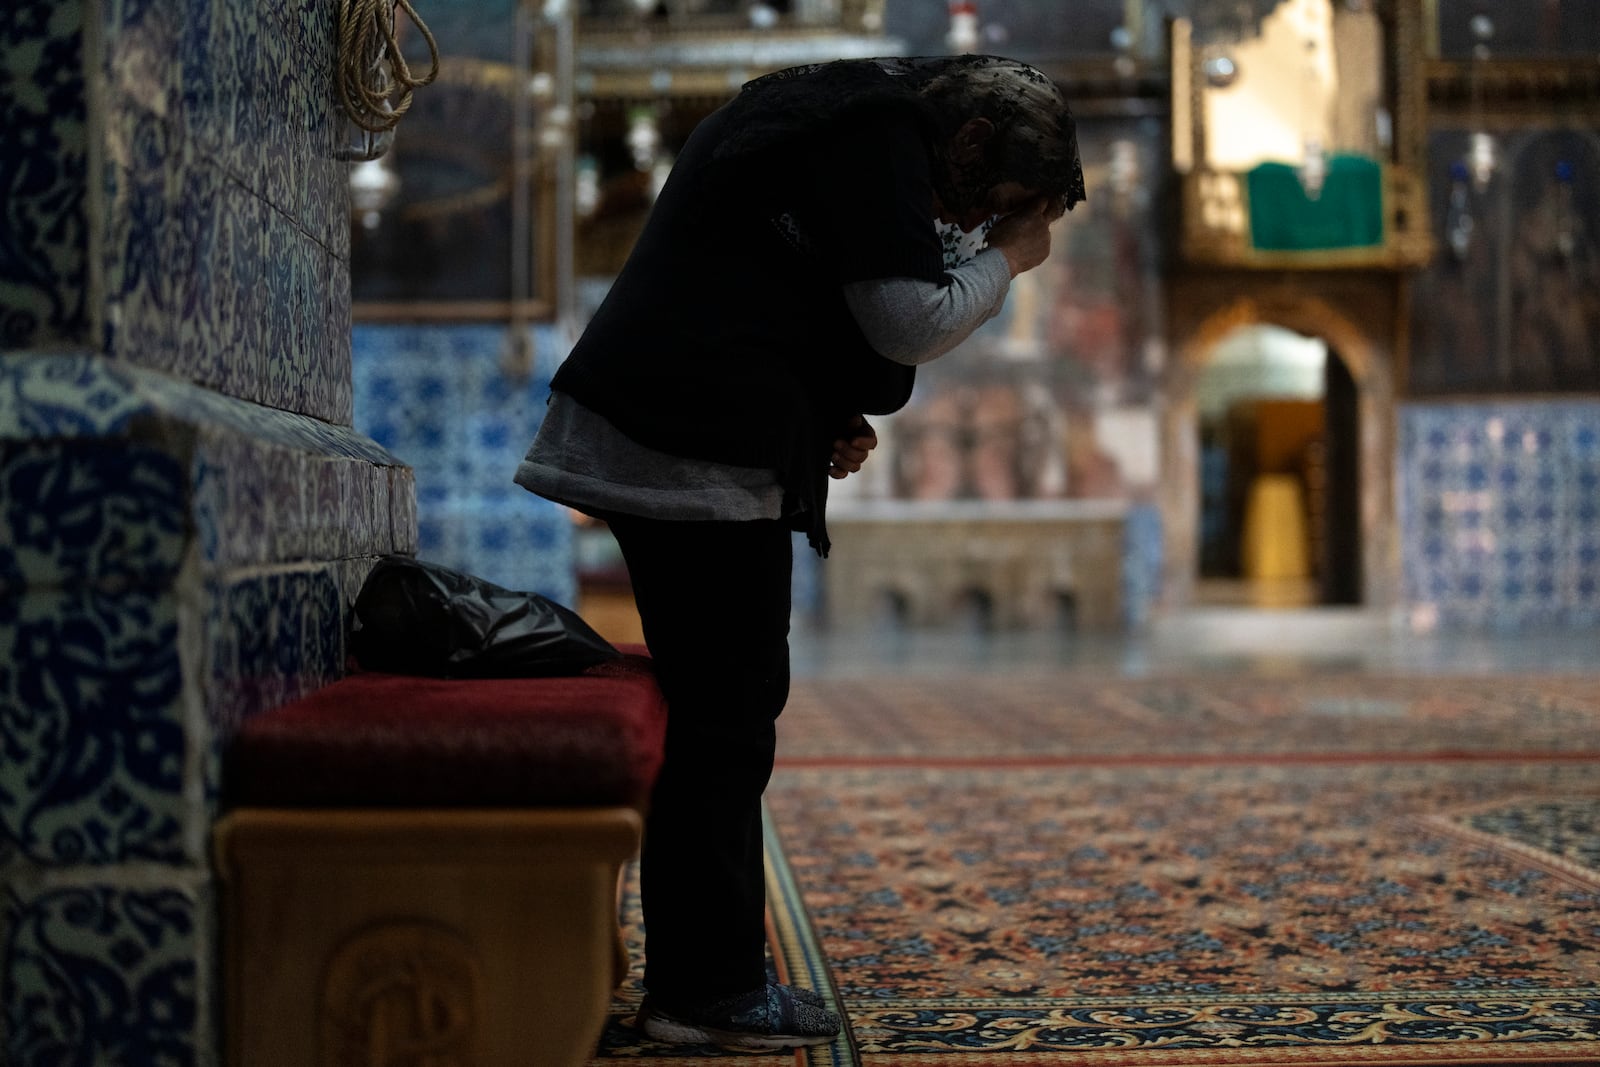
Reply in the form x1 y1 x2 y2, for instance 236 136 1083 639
606 514 794 1001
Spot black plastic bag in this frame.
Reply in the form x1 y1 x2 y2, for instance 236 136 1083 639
349 556 622 678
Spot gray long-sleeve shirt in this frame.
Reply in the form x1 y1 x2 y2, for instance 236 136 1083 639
514 247 1012 522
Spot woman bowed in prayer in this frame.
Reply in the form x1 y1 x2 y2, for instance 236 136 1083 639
515 53 1084 1048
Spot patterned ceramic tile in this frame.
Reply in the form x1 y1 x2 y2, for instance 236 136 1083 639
300 154 344 257
198 575 236 733
214 575 279 733
3 354 395 459
175 0 220 153
211 565 344 736
366 460 391 556
0 434 197 861
167 154 228 390
256 211 297 409
306 458 346 559
351 323 575 598
342 457 376 557
0 586 186 865
265 446 312 561
296 0 334 66
389 464 418 554
3 881 200 1066
218 433 272 568
304 244 344 421
1401 400 1600 629
101 0 181 120
1562 410 1600 623
0 354 144 439
280 240 313 413
200 0 243 166
1 354 407 579
194 441 406 572
221 0 263 193
270 47 306 221
0 440 187 591
3 2 381 1062
212 183 261 401
326 258 354 422
417 503 576 605
102 116 181 369
96 0 350 418
0 0 91 351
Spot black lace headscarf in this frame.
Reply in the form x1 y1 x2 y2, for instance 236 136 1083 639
707 55 1086 216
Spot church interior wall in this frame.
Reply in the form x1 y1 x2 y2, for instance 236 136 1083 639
1399 124 1600 630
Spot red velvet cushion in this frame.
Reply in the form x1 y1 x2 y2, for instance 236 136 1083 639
225 652 667 808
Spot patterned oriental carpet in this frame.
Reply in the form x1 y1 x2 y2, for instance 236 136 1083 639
755 673 1600 1066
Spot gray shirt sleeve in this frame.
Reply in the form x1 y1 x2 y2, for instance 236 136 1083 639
842 248 1013 366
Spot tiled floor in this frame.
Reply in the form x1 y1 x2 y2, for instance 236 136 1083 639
790 608 1600 679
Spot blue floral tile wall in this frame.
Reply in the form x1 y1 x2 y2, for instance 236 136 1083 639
0 352 407 1064
0 437 190 868
3 0 353 423
2 582 187 866
3 0 397 1061
1400 400 1600 630
4 881 204 1067
0 0 91 350
353 323 577 605
1 353 410 809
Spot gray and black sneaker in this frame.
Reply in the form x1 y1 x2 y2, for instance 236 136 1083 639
638 982 842 1049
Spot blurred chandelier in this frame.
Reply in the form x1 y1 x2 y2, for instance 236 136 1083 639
1465 13 1496 190
349 154 401 230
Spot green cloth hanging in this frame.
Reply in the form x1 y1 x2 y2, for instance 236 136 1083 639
1246 154 1384 251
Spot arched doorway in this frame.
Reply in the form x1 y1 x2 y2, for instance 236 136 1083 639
1194 324 1363 608
1159 290 1398 613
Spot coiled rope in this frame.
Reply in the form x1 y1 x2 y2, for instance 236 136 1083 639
336 0 440 134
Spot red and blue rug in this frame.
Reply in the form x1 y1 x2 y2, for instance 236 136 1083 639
761 673 1600 1065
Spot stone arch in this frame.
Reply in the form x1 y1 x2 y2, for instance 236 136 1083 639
1177 293 1380 384
1159 286 1399 612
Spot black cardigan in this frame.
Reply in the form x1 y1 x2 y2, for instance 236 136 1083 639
550 79 952 556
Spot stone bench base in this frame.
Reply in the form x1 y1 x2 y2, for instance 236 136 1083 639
214 807 641 1067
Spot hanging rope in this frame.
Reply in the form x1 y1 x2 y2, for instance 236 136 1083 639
336 0 440 134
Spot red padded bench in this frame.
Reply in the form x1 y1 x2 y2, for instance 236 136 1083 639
212 651 667 1067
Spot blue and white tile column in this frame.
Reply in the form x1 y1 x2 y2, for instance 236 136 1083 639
1399 400 1600 631
1 1 412 1062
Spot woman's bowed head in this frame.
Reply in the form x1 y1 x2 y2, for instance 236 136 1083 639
724 55 1084 280
920 55 1084 276
916 56 1084 214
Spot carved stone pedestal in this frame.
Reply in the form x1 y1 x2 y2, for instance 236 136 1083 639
214 809 641 1067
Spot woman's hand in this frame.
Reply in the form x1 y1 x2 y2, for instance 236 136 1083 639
986 196 1060 277
829 415 878 479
